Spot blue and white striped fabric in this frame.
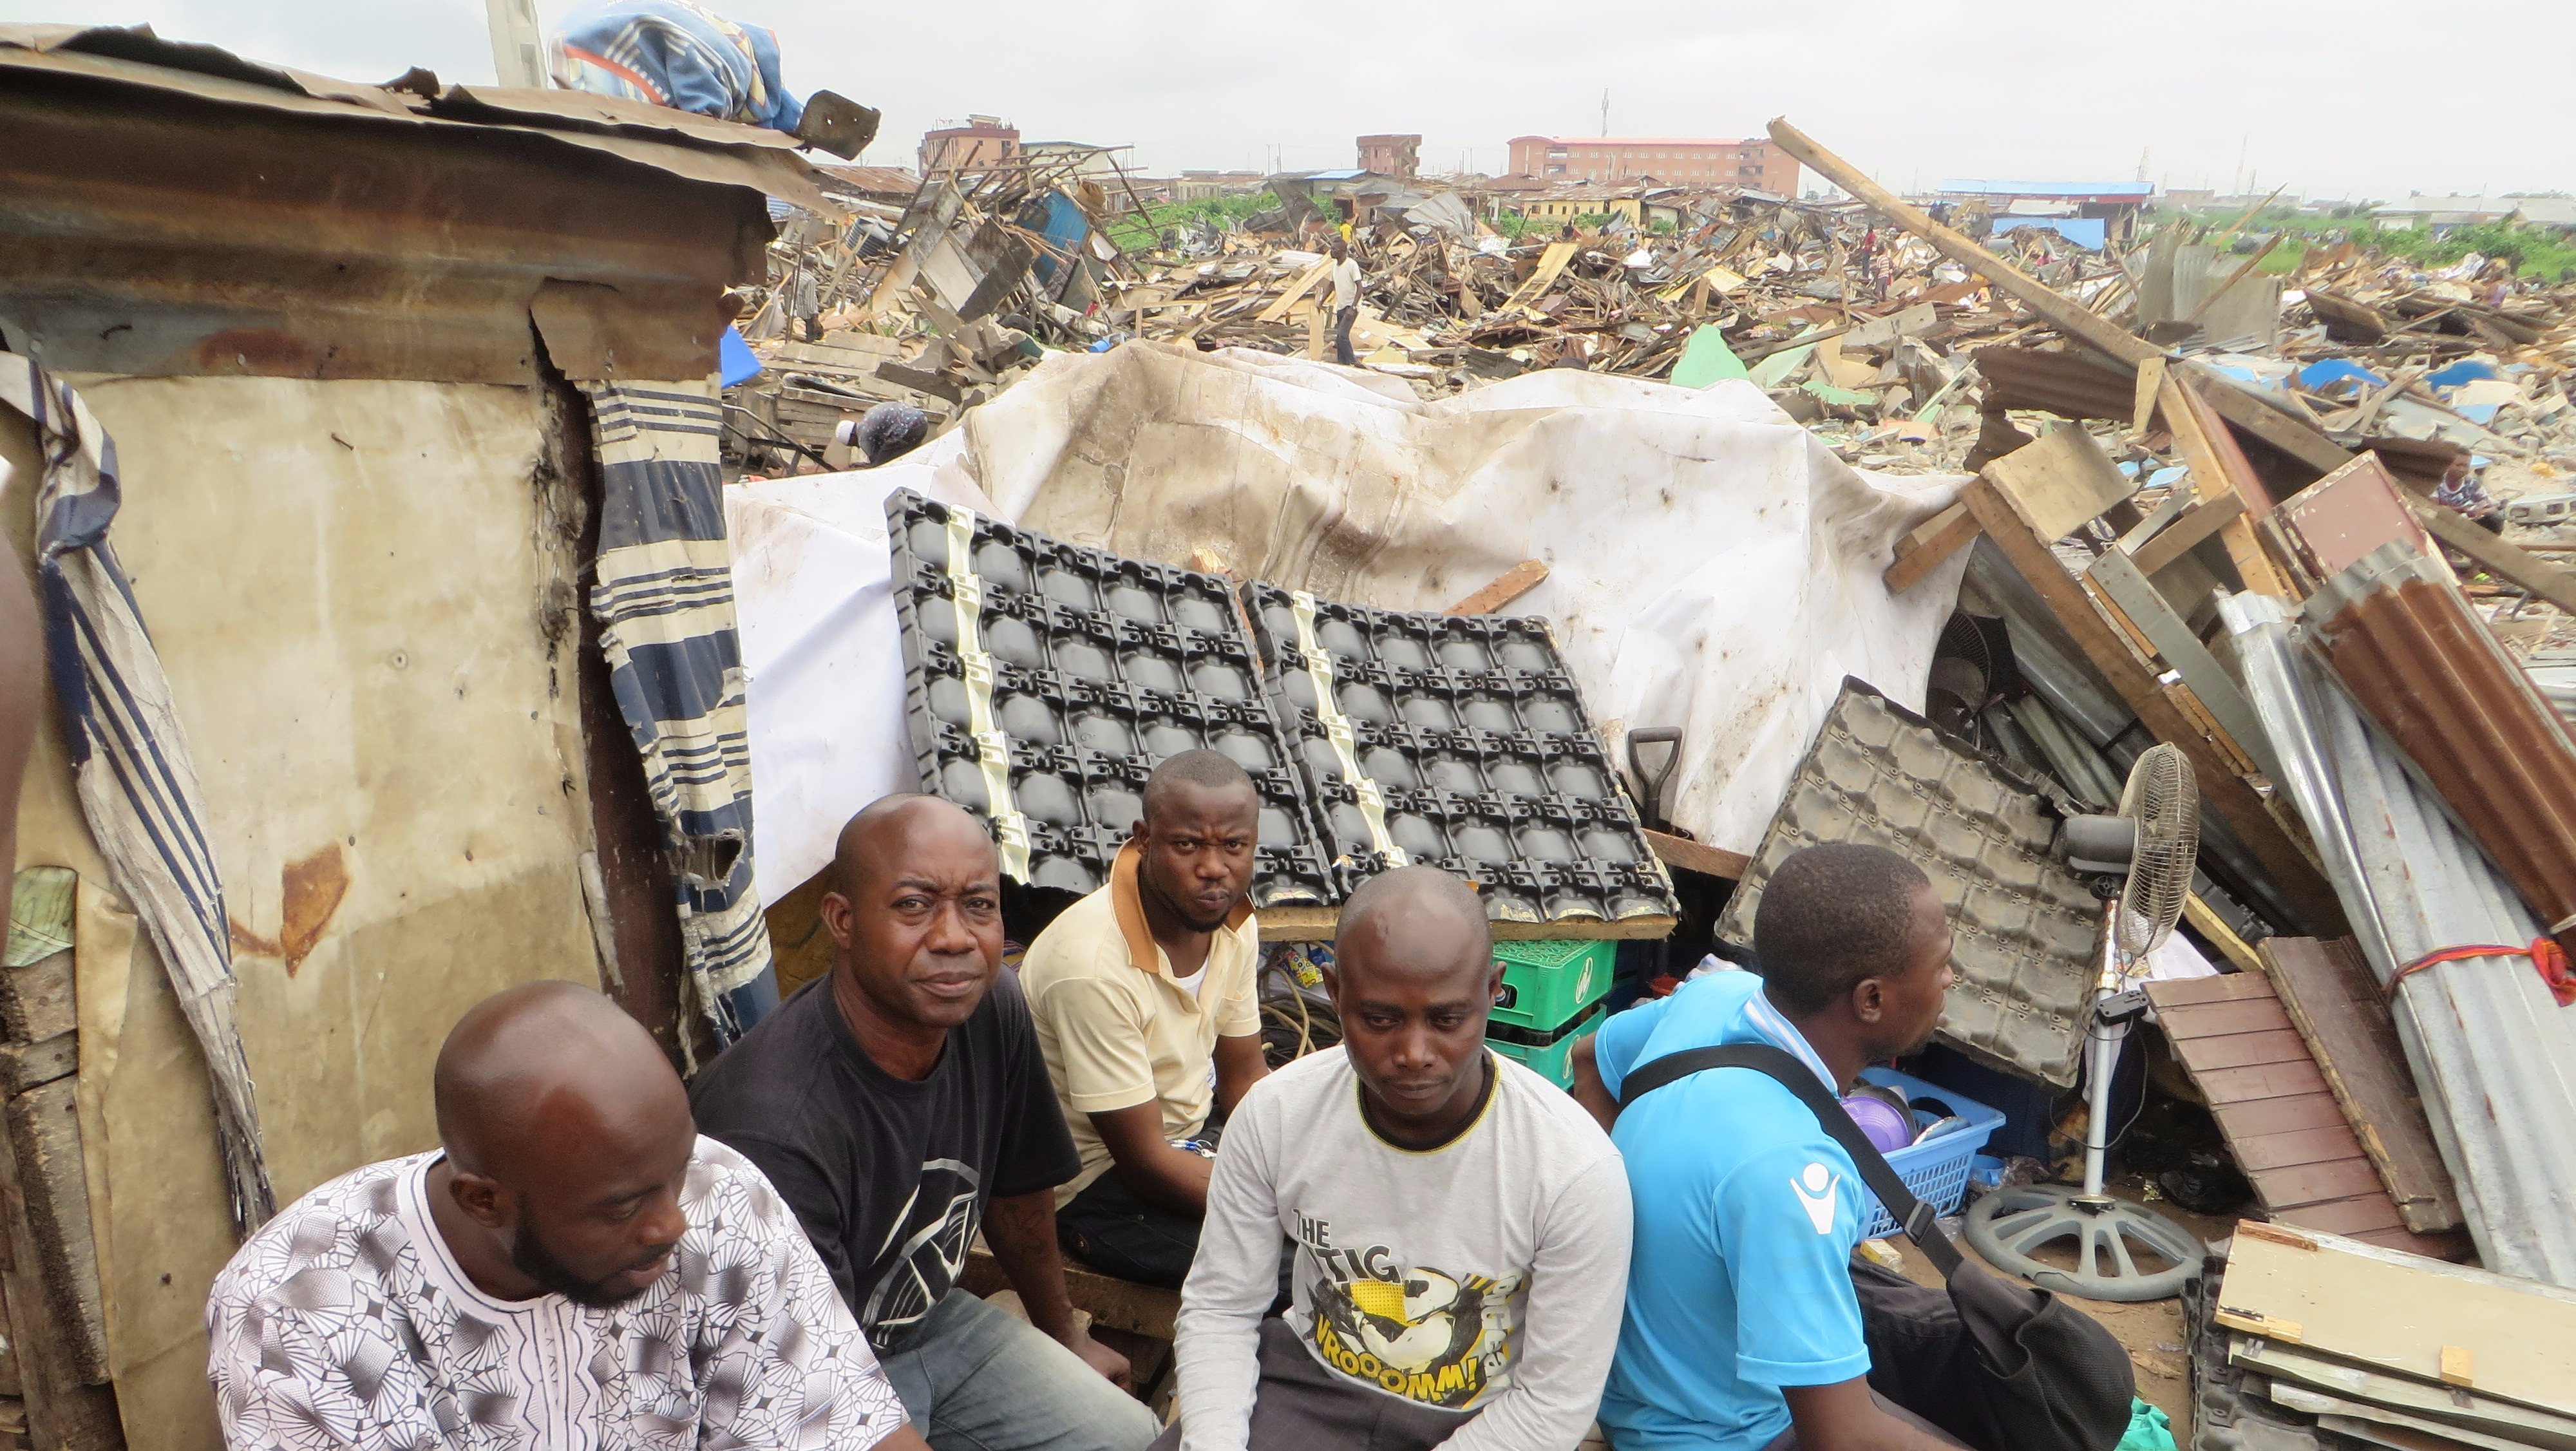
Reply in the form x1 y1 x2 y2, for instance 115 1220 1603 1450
581 379 776 1039
1 354 276 1234
549 0 804 135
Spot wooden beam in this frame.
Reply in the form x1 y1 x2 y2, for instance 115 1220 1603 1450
1980 424 2135 542
1958 475 2345 930
2183 362 2357 479
1882 503 1980 593
1443 560 1549 615
1644 829 1750 881
1766 117 2161 368
2131 493 2246 576
2155 374 2293 596
2403 495 2576 616
2184 894 2264 975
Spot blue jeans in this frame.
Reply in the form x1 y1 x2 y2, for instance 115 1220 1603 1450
877 1288 1159 1451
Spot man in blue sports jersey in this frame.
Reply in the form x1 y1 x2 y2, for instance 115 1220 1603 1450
1571 844 1963 1451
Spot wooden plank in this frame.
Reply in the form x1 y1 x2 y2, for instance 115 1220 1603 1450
2208 1093 2349 1139
1962 476 2345 929
1502 242 1579 312
2183 893 2265 974
1982 424 2136 543
2183 361 2360 478
2263 938 2461 1235
1883 502 1981 594
1642 830 1749 881
0 1130 120 1448
1764 119 2162 368
2235 1342 2576 1449
2131 493 2245 577
2404 492 2576 616
0 1034 74 1097
1443 560 1549 615
959 1247 1179 1340
2192 1057 2330 1104
1256 258 1334 323
0 953 75 1045
2147 972 2287 1006
2086 549 2271 772
2231 1124 2367 1173
2175 1027 2314 1071
2221 1223 2576 1418
2154 997 2293 1037
2157 374 2292 596
2280 1195 2408 1237
2 1081 107 1383
2256 1156 2392 1210
1258 904 1673 943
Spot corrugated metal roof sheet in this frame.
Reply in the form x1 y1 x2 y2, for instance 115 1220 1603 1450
2226 591 2576 1287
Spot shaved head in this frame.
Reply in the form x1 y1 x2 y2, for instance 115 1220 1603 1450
428 982 694 1307
1331 867 1499 1145
822 792 1006 1043
433 980 685 1181
1335 865 1493 983
833 792 997 898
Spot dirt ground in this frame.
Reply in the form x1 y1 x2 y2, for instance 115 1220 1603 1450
1884 1175 2238 1441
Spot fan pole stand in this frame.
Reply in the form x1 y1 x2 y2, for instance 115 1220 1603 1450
1964 902 2205 1302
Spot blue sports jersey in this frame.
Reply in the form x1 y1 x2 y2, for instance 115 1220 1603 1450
1594 970 1869 1451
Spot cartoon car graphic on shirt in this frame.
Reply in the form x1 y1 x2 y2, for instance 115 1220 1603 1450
1305 1259 1526 1410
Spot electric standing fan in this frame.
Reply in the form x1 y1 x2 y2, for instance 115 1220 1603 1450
1962 744 2207 1301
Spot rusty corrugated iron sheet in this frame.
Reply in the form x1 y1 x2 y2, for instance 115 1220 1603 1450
0 27 837 384
2306 541 2576 957
1972 343 2136 420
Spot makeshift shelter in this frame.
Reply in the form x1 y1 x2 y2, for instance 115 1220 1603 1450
0 26 825 1448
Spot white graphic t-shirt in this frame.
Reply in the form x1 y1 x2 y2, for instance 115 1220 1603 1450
1173 1048 1633 1451
205 1137 906 1451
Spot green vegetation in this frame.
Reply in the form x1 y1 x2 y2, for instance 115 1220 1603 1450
2143 206 2576 280
1101 191 1284 251
1491 211 1560 240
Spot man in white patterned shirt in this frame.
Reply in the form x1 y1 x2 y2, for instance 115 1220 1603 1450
206 981 922 1451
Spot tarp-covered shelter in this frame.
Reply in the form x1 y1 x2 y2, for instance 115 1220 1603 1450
0 24 828 1447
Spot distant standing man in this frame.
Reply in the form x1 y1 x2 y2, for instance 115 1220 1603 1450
1023 750 1271 1289
207 983 920 1450
1331 237 1363 366
690 795 1157 1451
1162 866 1633 1451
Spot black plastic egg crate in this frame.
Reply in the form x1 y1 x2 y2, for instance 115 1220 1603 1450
887 491 1337 907
1241 586 1675 923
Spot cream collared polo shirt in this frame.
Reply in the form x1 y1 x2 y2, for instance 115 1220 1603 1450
1021 842 1262 1204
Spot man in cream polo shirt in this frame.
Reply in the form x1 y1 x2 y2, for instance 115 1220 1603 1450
1023 750 1273 1287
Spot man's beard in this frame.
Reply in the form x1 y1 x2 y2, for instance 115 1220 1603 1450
511 1221 662 1309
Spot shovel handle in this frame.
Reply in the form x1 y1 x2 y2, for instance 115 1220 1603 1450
1627 727 1682 833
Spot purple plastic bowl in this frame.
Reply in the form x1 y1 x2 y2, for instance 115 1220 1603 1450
1840 1093 1915 1153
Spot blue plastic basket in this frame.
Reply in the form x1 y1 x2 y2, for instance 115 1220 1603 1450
1852 1067 2005 1240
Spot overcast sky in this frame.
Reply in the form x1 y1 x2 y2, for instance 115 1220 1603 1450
9 0 2569 202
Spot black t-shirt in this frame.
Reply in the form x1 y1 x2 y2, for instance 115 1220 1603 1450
688 970 1079 1347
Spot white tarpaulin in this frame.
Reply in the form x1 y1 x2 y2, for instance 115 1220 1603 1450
726 436 995 905
730 341 1969 901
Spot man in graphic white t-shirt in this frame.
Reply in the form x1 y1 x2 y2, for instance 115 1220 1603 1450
1162 866 1633 1451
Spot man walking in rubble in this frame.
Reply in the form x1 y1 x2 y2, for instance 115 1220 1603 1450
1330 237 1363 367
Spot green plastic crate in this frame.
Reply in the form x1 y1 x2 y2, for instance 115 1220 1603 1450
1490 939 1616 1032
1487 1003 1606 1089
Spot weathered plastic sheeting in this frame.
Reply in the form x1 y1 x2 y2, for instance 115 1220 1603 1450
2226 592 2576 1288
5 377 612 1449
725 437 998 907
963 342 1972 858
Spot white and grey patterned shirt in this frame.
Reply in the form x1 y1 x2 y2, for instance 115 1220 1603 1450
207 1137 907 1451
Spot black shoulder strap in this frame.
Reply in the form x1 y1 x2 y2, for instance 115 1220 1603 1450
1618 1043 1964 1277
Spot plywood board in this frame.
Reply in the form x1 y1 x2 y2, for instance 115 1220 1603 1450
2262 938 2460 1234
2236 1342 2576 1451
2221 1222 2576 1418
1981 423 2135 543
2148 973 2467 1259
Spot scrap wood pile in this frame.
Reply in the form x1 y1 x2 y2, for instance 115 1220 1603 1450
2186 1221 2576 1450
723 150 1150 471
1752 120 2576 1311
